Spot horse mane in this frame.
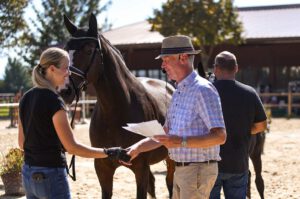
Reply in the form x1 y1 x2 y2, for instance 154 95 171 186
99 34 161 120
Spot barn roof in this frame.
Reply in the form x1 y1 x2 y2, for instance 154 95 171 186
103 4 300 46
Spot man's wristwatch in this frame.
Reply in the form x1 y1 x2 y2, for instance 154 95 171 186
181 135 187 147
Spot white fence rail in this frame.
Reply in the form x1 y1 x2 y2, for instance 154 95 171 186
0 103 19 108
0 100 97 108
1 91 300 129
0 99 97 128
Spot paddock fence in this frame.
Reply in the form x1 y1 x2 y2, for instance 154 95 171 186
0 91 300 128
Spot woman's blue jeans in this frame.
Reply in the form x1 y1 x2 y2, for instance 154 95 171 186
22 164 71 199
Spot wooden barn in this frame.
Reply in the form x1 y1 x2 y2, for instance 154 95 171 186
102 4 300 92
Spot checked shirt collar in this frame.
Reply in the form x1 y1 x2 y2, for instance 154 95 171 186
176 70 197 91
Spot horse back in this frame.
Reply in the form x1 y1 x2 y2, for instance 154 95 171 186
138 77 174 121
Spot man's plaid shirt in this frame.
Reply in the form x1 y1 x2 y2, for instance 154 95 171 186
166 71 225 162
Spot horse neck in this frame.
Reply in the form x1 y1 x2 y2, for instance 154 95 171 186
92 36 160 124
92 43 136 121
93 74 130 117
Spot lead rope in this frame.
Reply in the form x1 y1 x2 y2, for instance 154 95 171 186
66 77 80 181
163 76 170 167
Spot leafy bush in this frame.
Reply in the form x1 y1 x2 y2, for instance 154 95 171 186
0 148 24 176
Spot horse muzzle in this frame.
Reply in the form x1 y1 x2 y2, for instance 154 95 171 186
59 84 76 105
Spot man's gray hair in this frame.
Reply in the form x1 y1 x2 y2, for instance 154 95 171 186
188 55 195 65
214 51 237 72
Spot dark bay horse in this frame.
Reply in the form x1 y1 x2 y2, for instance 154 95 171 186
62 14 175 198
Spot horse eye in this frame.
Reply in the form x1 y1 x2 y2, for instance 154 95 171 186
86 48 93 55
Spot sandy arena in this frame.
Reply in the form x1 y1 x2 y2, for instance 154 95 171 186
0 118 299 199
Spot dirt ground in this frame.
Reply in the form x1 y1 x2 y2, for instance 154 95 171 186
0 118 300 199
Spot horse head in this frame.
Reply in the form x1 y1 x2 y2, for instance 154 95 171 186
60 14 104 104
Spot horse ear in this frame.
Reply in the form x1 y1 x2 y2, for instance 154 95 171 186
64 14 78 35
88 13 98 37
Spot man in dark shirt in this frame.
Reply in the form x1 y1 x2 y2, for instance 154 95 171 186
209 51 267 199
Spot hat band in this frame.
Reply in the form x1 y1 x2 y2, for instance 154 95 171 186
160 47 195 55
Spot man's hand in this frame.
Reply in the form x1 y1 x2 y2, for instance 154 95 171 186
153 134 182 148
119 137 163 166
118 145 140 166
104 147 131 162
127 146 140 161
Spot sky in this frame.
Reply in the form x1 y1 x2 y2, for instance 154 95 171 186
1 0 300 79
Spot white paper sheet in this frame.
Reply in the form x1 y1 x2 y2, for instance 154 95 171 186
122 120 165 137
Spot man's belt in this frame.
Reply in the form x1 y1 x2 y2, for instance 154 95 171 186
175 160 217 167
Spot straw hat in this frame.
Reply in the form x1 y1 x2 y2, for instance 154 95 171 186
155 35 201 59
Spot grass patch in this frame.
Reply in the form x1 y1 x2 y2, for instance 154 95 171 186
0 107 10 117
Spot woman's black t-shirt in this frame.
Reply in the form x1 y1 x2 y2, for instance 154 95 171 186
19 87 67 167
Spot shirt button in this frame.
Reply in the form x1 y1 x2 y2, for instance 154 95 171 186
178 92 181 94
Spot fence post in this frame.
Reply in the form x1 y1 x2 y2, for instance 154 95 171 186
8 95 17 128
288 84 292 117
80 91 87 124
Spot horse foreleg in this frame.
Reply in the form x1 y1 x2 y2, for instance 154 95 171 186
94 159 115 199
250 132 265 199
250 149 265 199
166 157 175 199
147 170 156 198
133 164 150 199
247 170 252 199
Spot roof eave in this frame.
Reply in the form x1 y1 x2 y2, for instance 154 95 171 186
246 37 300 44
114 42 162 49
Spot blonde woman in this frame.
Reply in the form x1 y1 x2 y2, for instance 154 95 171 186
18 47 128 199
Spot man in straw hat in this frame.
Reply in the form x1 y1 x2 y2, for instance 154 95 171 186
126 35 226 199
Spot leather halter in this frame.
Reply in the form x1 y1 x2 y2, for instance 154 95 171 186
67 36 101 128
68 36 103 92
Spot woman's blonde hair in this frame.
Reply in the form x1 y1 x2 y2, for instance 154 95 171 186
32 47 69 93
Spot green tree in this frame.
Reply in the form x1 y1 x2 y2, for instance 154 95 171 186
0 0 29 49
0 79 4 92
149 0 243 69
20 0 111 67
3 58 31 93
